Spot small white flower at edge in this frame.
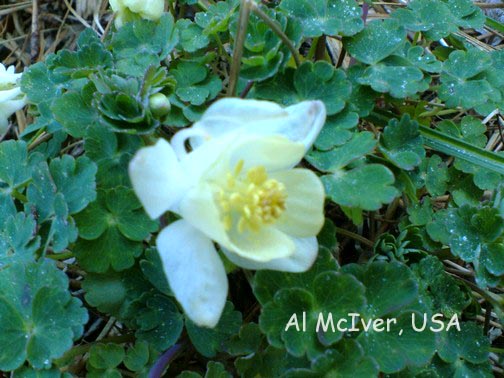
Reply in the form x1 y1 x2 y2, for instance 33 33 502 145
129 98 327 328
0 64 26 134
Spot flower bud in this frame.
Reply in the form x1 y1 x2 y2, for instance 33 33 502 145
149 93 171 117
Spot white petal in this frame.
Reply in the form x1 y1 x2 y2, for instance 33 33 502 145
0 87 23 102
283 100 326 151
128 139 188 219
222 236 318 272
157 220 228 328
179 132 239 186
178 182 230 248
185 98 326 152
0 65 22 87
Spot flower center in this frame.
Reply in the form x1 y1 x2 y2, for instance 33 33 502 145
217 160 287 233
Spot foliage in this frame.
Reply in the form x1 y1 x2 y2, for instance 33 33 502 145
0 0 502 376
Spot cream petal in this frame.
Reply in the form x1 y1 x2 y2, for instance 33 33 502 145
123 0 164 19
229 135 305 172
222 236 318 272
186 99 326 152
108 0 123 12
179 181 296 263
227 226 295 262
128 139 188 219
271 169 325 238
157 220 228 328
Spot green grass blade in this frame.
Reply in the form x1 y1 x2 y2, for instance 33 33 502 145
485 17 504 34
419 125 504 175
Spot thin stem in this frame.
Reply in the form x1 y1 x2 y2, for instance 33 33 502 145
149 343 183 378
335 227 374 248
227 0 251 97
249 1 301 68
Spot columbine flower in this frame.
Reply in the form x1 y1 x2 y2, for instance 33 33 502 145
129 98 326 327
109 0 164 28
0 64 26 134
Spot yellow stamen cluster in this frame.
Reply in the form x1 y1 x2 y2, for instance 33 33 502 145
218 160 287 233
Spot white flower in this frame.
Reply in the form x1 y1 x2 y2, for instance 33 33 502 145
129 98 326 328
109 0 164 28
0 64 26 134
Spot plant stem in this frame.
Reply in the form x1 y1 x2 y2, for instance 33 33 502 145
335 227 374 247
249 1 301 68
227 0 251 97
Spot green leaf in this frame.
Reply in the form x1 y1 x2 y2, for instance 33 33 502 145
314 110 359 151
392 0 484 40
283 340 379 378
259 272 366 359
0 212 40 264
379 114 425 170
178 361 233 378
194 0 239 35
344 19 406 65
317 219 338 251
110 14 178 76
140 248 171 295
448 168 483 207
0 260 88 371
322 164 399 211
253 248 338 305
172 61 222 106
427 205 504 263
51 89 99 138
223 323 262 356
230 9 302 81
82 266 153 319
123 342 150 372
28 155 97 219
439 49 494 109
50 155 97 214
307 132 376 172
74 187 157 272
343 261 418 318
294 62 352 115
437 322 489 364
176 19 209 53
85 127 140 189
357 311 436 373
419 155 449 196
235 346 309 378
186 301 242 358
0 140 32 195
46 29 113 83
134 294 184 351
279 0 363 38
357 63 428 98
26 155 96 252
14 366 71 378
254 62 352 115
88 343 125 369
414 256 468 317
